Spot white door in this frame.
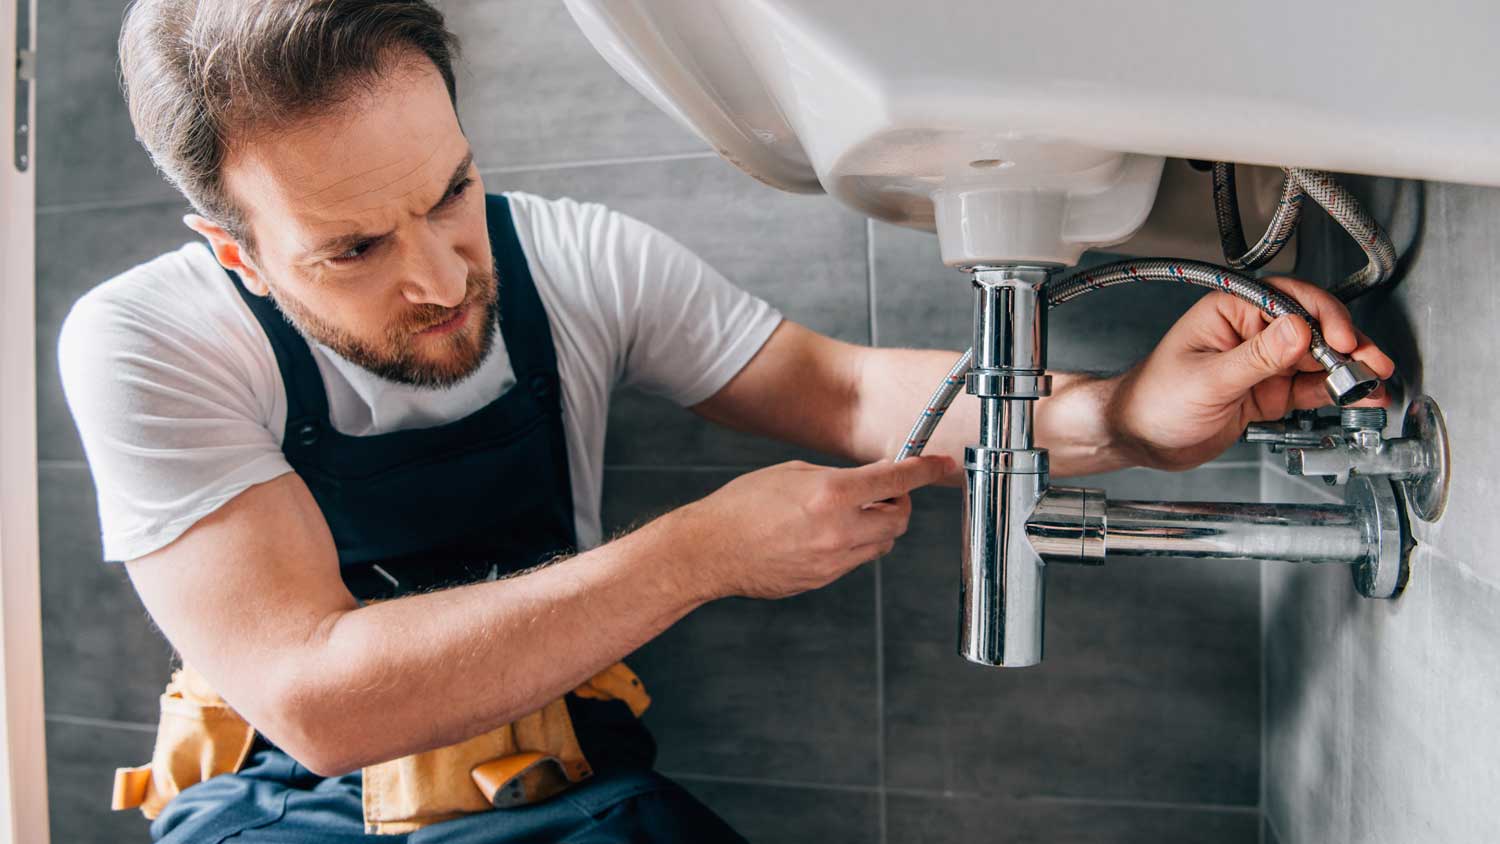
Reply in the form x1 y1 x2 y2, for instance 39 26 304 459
0 0 50 839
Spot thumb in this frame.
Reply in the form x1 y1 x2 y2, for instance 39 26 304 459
842 455 954 503
1208 315 1309 400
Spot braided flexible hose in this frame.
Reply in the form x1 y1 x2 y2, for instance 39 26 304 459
1210 165 1396 301
1211 163 1304 271
894 349 972 462
894 259 1376 460
1286 168 1398 301
1046 258 1337 352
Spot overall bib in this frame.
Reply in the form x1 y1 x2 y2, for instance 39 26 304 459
146 195 746 844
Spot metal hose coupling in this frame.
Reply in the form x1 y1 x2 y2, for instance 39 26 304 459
1045 258 1381 406
1311 346 1381 406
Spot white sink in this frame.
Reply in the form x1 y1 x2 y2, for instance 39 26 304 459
565 0 1499 265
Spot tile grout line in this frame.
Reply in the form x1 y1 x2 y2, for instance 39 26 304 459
866 217 889 844
478 149 718 177
37 458 88 469
665 771 884 796
669 769 1263 816
1258 456 1270 844
1264 804 1288 843
45 712 157 734
1016 794 1262 815
37 195 189 216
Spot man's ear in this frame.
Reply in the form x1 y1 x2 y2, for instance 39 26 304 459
183 214 270 296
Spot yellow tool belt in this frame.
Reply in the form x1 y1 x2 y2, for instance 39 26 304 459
111 662 651 835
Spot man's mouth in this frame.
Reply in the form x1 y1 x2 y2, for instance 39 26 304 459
418 302 470 336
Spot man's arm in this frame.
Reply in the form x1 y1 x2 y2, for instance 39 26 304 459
690 324 1129 479
694 277 1396 477
126 454 949 777
126 471 703 776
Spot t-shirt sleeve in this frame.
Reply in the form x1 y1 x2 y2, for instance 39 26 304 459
570 200 783 406
58 261 293 562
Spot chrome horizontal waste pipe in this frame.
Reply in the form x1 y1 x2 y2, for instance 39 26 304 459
1027 487 1376 565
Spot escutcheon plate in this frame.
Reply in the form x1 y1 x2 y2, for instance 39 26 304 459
1400 395 1450 523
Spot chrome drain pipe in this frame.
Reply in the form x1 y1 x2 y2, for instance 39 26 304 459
924 261 1417 671
960 265 1055 667
1028 478 1410 599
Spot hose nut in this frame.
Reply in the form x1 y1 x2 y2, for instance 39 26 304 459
1323 359 1381 406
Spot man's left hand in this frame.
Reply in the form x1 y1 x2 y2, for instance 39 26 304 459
1105 276 1397 472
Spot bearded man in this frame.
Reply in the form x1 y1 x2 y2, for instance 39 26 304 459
59 1 1394 841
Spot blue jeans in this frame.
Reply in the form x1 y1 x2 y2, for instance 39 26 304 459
151 748 747 844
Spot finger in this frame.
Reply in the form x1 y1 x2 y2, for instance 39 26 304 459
838 455 954 504
1202 314 1310 404
849 496 912 545
1259 276 1360 353
1351 330 1397 379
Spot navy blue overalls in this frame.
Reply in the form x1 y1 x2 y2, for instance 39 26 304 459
150 195 747 844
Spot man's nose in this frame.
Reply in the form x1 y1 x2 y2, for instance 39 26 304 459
398 231 468 308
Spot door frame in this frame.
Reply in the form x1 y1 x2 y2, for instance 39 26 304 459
0 0 51 839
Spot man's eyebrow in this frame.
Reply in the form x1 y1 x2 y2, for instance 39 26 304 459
428 150 475 214
301 150 476 263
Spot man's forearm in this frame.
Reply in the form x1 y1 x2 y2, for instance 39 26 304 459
281 511 707 775
849 347 1140 478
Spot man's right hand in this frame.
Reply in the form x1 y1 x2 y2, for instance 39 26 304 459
672 455 954 601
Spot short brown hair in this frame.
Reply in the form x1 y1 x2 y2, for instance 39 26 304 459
119 0 461 242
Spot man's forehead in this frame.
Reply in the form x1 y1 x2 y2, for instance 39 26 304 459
224 59 467 244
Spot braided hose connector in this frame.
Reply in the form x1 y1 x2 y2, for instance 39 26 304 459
893 258 1381 462
1212 163 1304 271
1286 168 1398 301
1048 259 1380 406
895 348 972 461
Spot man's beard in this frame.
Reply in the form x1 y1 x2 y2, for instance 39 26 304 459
269 266 500 389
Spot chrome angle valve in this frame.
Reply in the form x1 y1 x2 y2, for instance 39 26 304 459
955 268 1447 669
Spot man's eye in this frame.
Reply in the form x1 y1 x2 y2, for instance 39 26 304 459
331 240 375 263
441 178 473 207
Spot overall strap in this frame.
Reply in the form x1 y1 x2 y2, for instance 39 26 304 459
226 272 331 449
224 193 562 443
486 194 562 396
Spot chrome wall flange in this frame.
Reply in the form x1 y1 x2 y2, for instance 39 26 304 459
1399 395 1450 523
1346 474 1413 599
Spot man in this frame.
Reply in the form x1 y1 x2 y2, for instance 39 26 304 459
60 1 1394 841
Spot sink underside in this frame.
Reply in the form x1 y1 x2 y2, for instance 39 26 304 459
566 0 1497 264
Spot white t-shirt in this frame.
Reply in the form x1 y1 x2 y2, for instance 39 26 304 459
58 192 783 562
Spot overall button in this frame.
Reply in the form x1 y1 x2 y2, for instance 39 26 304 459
295 420 321 447
528 373 555 400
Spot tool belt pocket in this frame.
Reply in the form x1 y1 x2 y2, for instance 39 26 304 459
111 667 257 820
110 662 650 835
360 661 651 835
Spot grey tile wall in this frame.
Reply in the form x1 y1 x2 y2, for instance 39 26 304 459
882 470 1261 813
36 1 1264 841
679 779 881 844
37 1 177 208
885 794 1260 844
1261 179 1500 844
600 469 880 785
40 464 173 724
45 720 156 844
